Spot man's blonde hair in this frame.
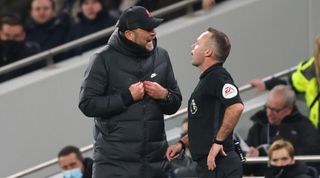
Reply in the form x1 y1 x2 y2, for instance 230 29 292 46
268 139 295 160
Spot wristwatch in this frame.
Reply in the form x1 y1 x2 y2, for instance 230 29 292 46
165 91 172 102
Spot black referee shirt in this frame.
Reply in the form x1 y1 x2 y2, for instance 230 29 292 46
188 63 243 161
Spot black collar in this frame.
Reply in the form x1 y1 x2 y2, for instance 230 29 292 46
118 31 154 57
200 62 223 79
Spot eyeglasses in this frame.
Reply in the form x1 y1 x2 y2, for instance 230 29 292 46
264 104 287 114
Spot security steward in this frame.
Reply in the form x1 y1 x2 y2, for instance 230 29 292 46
166 27 244 178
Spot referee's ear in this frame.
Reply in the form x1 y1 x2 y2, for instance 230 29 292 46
204 48 213 58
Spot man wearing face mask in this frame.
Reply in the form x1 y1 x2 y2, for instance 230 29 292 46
265 139 314 178
58 145 93 178
0 14 40 66
0 14 41 82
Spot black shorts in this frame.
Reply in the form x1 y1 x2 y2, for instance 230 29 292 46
196 151 242 178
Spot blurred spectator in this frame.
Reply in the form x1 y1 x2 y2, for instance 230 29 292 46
249 34 320 132
67 0 117 56
201 0 228 10
265 139 315 178
55 0 80 21
156 0 228 23
25 0 70 55
202 0 215 11
58 145 93 178
0 0 30 24
0 14 40 66
118 0 159 13
0 14 43 82
244 85 320 176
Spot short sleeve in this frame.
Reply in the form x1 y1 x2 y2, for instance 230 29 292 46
214 77 242 107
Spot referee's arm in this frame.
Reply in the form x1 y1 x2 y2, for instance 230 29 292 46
216 103 244 141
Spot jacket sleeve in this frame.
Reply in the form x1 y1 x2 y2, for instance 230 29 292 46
246 125 255 147
157 52 182 115
78 53 127 118
289 58 313 94
264 77 288 90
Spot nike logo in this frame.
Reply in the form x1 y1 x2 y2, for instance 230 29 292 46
151 73 157 78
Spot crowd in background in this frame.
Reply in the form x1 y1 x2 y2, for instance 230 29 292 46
0 0 223 82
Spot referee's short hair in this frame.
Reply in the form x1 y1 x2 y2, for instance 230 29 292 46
207 27 231 63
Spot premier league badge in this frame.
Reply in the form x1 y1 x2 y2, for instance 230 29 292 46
190 99 198 114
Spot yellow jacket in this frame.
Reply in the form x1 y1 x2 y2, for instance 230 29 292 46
291 56 319 128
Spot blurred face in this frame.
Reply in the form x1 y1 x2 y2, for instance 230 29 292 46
266 94 291 125
58 153 84 171
191 31 211 67
81 0 103 20
31 0 55 24
270 148 294 167
127 28 157 51
0 24 25 41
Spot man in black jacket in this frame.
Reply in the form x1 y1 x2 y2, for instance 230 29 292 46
0 15 40 66
246 85 320 156
78 6 182 178
245 85 320 176
0 14 42 82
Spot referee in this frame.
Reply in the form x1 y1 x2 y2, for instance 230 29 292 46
166 27 244 178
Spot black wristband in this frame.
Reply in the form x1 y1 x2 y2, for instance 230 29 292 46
178 140 186 150
213 138 224 145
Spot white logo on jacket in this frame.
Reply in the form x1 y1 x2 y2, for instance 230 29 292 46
222 83 238 99
190 99 198 114
151 73 157 78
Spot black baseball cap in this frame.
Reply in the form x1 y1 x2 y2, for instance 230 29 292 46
118 6 163 32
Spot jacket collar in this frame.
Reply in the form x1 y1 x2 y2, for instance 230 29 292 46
108 28 156 58
200 62 223 79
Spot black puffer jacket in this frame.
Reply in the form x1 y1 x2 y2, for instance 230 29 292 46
79 29 182 178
